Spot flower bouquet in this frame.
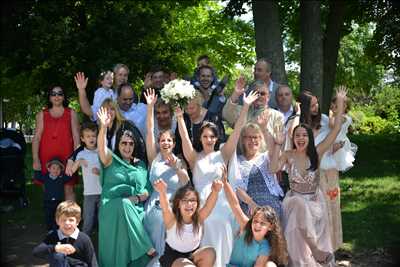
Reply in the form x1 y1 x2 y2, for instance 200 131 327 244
160 79 196 109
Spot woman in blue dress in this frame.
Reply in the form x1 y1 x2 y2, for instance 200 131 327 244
235 121 284 219
143 89 190 263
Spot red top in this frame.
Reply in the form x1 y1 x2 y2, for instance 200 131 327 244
38 107 76 184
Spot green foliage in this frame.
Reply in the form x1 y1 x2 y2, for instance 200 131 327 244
350 85 400 135
1 0 254 128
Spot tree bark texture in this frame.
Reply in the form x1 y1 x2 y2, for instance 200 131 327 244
252 0 288 84
300 0 323 104
322 0 346 113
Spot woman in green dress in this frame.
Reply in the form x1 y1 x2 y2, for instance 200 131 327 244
97 106 156 267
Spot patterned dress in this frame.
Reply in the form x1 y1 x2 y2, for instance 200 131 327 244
236 153 284 219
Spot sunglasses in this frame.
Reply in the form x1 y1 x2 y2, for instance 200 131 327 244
120 141 134 146
50 91 64 97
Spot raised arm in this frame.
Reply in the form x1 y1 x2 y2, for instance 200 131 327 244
74 72 93 117
317 87 347 157
32 111 43 170
153 179 175 229
221 166 249 230
222 75 246 126
269 124 285 173
144 88 158 165
97 107 112 167
175 107 197 169
221 90 259 163
199 179 223 222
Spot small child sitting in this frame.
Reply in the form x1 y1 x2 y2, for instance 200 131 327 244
33 200 98 267
69 122 101 235
34 157 72 230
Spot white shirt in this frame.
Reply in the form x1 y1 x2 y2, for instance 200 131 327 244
120 103 148 137
279 105 294 125
166 222 202 253
76 148 102 195
57 228 79 240
91 87 117 120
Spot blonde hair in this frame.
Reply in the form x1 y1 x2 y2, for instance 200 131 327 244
55 201 81 221
190 91 205 107
100 98 125 132
238 123 267 155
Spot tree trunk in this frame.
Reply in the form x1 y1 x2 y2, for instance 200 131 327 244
252 0 287 84
300 0 323 103
322 0 346 113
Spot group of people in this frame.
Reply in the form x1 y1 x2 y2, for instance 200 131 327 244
31 55 357 267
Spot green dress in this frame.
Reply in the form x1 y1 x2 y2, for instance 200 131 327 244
99 152 153 267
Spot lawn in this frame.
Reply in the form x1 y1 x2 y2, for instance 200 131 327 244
1 134 399 266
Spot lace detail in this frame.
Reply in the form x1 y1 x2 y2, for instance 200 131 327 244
287 158 319 194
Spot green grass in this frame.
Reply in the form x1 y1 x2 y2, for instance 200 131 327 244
340 134 400 252
1 134 399 254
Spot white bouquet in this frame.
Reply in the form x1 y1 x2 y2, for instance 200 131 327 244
160 79 196 108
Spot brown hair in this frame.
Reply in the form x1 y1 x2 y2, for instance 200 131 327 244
244 206 288 265
55 201 81 221
172 184 201 237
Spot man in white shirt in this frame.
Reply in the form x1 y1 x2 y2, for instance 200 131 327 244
276 84 296 125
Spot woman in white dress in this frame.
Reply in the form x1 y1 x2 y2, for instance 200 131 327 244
143 89 190 265
176 91 258 266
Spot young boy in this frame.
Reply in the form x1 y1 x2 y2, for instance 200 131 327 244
69 122 101 234
33 201 98 267
34 157 72 230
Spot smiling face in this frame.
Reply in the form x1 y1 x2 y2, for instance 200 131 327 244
156 104 172 129
254 85 270 108
200 127 217 152
115 67 129 87
118 135 135 161
251 211 272 241
185 100 202 121
152 71 165 89
310 96 319 116
101 72 114 89
242 127 263 156
47 163 62 177
199 67 213 89
158 131 175 153
56 214 79 237
81 129 97 150
178 191 199 219
118 86 135 111
293 126 309 152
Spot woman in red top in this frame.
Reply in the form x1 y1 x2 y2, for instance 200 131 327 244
32 86 80 200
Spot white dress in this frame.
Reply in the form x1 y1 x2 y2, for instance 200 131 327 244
332 115 357 171
192 151 235 267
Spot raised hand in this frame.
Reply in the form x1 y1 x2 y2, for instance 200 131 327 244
273 123 285 145
231 75 246 102
212 179 224 192
74 72 88 92
97 106 111 128
175 106 184 118
256 109 270 129
336 86 348 101
243 90 259 107
144 72 153 89
144 88 158 106
153 178 167 194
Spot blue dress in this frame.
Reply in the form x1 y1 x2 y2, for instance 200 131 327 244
144 154 183 263
229 232 271 267
236 153 284 219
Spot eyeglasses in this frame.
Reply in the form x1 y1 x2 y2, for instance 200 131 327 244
50 91 64 97
120 141 134 146
244 135 260 140
180 198 197 204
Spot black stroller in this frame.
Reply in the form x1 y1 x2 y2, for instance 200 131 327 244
0 128 28 208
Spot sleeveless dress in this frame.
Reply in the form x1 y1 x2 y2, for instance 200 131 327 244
144 153 183 266
282 157 334 267
315 115 345 251
99 152 153 267
192 151 235 267
38 108 77 185
236 153 284 219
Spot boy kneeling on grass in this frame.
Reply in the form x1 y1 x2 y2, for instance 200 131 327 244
33 201 98 267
